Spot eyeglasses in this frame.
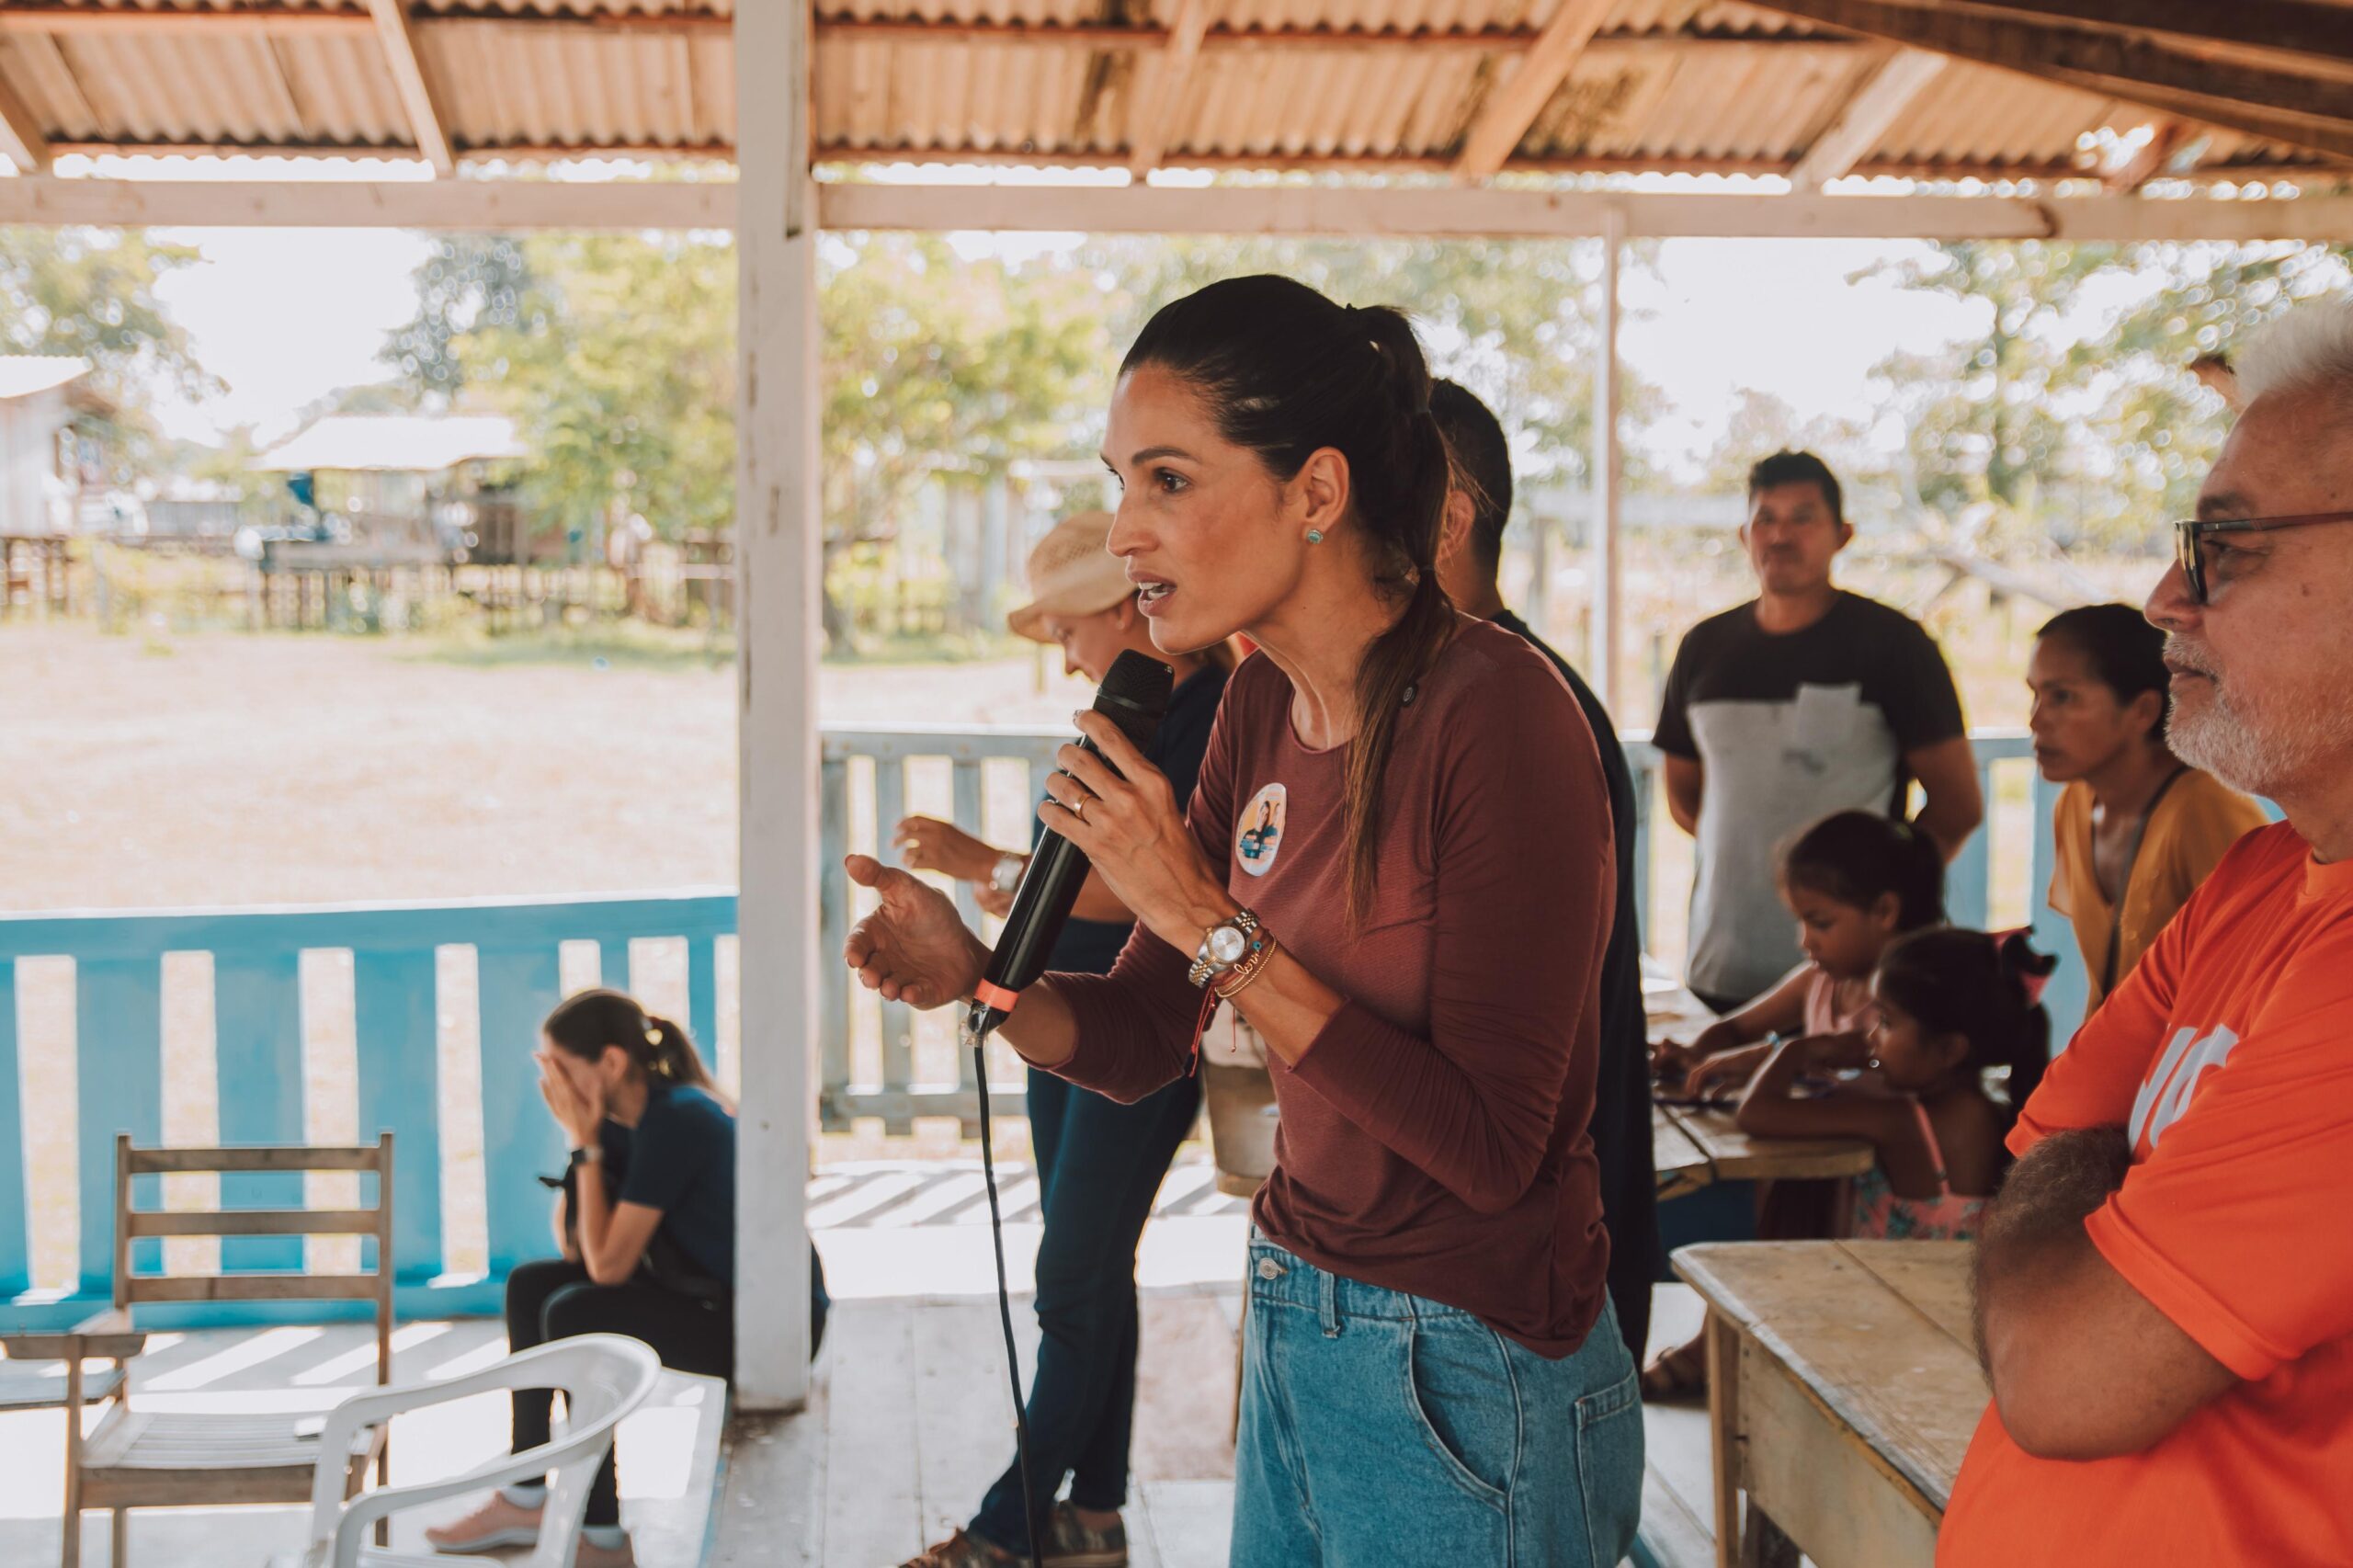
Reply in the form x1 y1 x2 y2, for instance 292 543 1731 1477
2174 510 2353 606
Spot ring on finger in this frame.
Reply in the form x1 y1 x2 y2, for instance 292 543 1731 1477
1074 796 1088 824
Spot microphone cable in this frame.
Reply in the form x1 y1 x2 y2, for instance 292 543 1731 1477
967 1020 1044 1568
955 648 1170 1568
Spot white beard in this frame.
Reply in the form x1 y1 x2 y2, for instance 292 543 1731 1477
2168 684 2353 799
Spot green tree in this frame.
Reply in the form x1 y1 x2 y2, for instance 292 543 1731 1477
1699 388 1893 508
456 232 739 554
816 233 1113 644
1860 241 2122 535
2091 241 2353 524
389 230 1111 648
381 235 534 398
0 227 218 477
1090 234 1659 497
1867 239 2353 551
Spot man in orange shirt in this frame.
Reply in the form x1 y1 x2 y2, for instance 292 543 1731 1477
1941 301 2353 1565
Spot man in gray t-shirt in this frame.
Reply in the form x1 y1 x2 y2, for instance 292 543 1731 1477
1654 451 1982 1010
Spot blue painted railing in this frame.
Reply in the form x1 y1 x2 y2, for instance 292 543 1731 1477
0 892 732 1331
1 725 2065 1331
819 725 1068 1131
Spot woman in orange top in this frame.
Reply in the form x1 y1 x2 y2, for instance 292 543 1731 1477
2029 604 2268 1010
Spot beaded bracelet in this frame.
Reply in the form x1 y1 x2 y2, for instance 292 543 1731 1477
1212 930 1279 1001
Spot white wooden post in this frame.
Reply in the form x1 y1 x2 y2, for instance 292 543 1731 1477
734 0 818 1411
1589 207 1625 714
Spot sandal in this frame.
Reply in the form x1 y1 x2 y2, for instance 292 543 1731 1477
902 1530 1020 1568
1641 1337 1710 1403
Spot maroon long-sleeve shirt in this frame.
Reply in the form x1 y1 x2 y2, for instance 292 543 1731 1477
1053 617 1615 1358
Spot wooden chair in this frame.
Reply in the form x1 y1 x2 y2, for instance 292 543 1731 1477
0 1134 396 1567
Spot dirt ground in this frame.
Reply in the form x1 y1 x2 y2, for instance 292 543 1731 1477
1 623 1091 913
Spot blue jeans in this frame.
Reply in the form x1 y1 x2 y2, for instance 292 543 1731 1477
969 1065 1202 1550
1232 1235 1643 1568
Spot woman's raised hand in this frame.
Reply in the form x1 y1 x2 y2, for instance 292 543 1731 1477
892 815 996 882
1039 710 1229 951
843 853 992 1010
534 1049 603 1148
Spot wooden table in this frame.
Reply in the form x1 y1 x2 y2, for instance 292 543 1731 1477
1673 1241 1991 1568
1654 1103 1714 1202
1647 985 1876 1204
1660 1102 1877 1189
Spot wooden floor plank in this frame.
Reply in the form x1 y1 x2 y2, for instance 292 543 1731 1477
712 1387 828 1568
1124 1488 1166 1568
1636 1462 1717 1568
822 1301 925 1568
1131 1291 1238 1485
1136 1479 1233 1568
913 1296 1025 1542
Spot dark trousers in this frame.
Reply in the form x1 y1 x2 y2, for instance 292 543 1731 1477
505 1257 733 1528
969 1066 1201 1550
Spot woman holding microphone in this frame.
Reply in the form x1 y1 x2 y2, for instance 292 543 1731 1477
846 275 1636 1568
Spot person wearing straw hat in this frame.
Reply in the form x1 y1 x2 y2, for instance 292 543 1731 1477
892 511 1232 1568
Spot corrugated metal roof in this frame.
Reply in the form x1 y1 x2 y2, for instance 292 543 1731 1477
0 0 2339 181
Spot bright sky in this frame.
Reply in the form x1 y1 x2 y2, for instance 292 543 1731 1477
149 225 2000 479
72 150 2212 476
148 224 437 447
1624 238 1981 474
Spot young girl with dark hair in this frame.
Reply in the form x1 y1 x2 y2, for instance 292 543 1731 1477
1643 809 1944 1402
2029 602 2267 1009
845 275 1635 1567
1734 927 2056 1241
425 989 740 1568
1655 809 1946 1096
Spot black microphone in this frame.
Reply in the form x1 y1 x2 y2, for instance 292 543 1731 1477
966 648 1173 1040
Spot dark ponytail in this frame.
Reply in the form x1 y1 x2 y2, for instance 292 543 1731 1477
542 987 717 1096
1122 277 1453 924
1874 928 2059 1109
1780 810 1946 931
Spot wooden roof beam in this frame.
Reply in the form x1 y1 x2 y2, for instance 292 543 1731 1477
0 6 373 39
1936 1 2353 69
0 68 51 175
11 176 2353 242
1124 0 1214 175
1753 0 2353 162
0 6 736 40
807 19 1871 54
1788 46 1947 188
1454 0 1619 181
366 0 455 177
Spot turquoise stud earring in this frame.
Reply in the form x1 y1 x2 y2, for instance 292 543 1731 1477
1306 528 1324 544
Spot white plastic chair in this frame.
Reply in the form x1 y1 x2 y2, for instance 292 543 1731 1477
270 1333 662 1568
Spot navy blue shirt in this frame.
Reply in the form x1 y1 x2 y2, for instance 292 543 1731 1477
597 1079 737 1288
1036 662 1231 977
1494 608 1656 1356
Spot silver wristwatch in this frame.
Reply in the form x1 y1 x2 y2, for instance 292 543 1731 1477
1188 908 1261 989
989 852 1026 898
